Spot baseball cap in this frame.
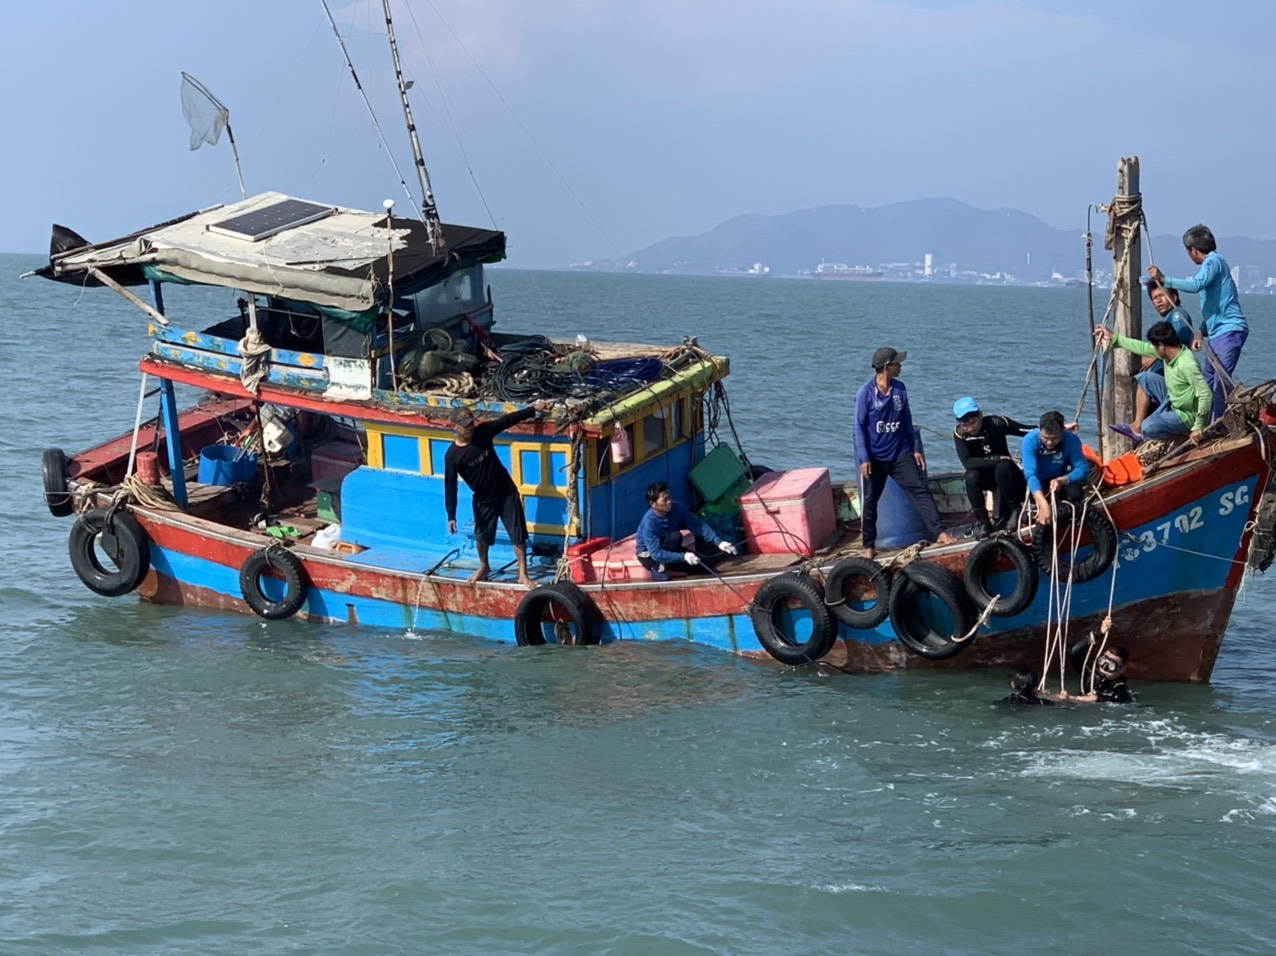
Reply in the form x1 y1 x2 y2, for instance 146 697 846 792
455 408 478 427
953 396 980 419
871 347 907 370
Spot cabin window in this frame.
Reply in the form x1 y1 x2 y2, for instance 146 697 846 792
594 438 612 480
670 399 686 442
641 412 666 458
409 265 485 327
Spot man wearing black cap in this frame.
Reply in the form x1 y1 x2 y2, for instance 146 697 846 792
853 348 955 559
445 400 551 586
951 396 1032 537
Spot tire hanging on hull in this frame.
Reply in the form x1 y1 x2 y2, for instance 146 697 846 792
514 581 602 646
963 536 1039 617
68 507 151 597
750 572 837 665
1032 505 1116 584
43 447 74 518
240 546 309 620
889 560 976 661
823 556 891 629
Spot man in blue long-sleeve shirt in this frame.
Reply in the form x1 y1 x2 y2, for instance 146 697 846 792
636 482 737 581
854 347 954 558
1148 224 1248 421
1021 410 1090 527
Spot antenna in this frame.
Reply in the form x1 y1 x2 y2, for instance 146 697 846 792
382 0 445 255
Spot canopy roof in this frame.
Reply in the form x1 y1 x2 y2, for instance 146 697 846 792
39 192 506 313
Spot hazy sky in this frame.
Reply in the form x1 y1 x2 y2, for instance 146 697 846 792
5 0 1275 268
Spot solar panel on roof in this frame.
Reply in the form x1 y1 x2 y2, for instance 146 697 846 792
207 199 335 242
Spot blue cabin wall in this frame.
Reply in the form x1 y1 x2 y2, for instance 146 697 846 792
583 433 704 541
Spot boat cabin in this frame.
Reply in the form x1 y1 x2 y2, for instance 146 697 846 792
39 192 731 579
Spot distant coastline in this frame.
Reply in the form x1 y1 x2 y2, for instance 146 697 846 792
565 197 1276 292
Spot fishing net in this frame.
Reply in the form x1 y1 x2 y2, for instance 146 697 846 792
180 72 229 151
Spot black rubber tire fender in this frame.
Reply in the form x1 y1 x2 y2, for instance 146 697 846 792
44 447 74 517
1033 504 1117 584
750 572 837 665
239 546 309 620
68 507 150 597
514 581 602 646
889 560 976 661
964 536 1039 618
823 556 891 629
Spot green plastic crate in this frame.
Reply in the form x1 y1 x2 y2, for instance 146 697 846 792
689 445 748 504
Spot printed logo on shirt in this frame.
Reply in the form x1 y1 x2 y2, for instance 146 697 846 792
876 421 901 433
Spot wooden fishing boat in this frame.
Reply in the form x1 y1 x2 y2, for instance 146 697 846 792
29 15 1276 683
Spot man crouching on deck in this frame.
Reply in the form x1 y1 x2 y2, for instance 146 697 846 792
636 482 738 581
445 401 550 586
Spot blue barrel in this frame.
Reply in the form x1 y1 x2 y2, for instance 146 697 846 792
872 475 929 550
860 427 929 550
198 445 258 486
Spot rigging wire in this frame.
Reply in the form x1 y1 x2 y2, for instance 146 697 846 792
320 0 422 218
400 0 499 231
415 0 626 263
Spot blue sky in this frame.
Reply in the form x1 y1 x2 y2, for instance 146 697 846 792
5 0 1275 268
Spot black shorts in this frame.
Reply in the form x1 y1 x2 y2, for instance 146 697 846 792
472 493 528 547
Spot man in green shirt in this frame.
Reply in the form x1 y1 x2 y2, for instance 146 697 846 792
1096 321 1212 443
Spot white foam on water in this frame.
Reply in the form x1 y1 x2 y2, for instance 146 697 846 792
815 883 890 894
1012 714 1276 818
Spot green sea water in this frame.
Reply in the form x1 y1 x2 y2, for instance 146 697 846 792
2 257 1275 954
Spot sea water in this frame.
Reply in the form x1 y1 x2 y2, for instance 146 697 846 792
2 257 1275 954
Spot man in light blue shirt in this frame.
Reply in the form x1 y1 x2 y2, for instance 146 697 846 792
1148 224 1248 421
1021 410 1090 527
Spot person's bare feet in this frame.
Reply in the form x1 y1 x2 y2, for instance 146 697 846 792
468 565 490 584
936 532 957 546
518 574 534 588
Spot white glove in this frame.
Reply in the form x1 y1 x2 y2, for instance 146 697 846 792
718 542 738 556
684 552 701 566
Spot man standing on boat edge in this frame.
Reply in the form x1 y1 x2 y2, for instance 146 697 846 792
854 347 955 559
1148 224 1248 421
445 400 551 587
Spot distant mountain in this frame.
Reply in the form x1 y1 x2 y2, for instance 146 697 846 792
572 198 1276 285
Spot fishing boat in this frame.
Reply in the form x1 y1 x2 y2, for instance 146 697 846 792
29 14 1276 683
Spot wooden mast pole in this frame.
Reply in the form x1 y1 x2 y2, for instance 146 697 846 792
1103 156 1143 459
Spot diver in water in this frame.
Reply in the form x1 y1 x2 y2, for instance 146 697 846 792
997 669 1054 707
1054 617 1136 704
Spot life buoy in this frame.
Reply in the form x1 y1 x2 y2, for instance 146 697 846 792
44 447 73 517
1032 503 1116 584
888 560 976 661
963 536 1039 617
823 556 890 629
750 573 837 665
239 546 309 620
68 507 150 597
514 581 602 646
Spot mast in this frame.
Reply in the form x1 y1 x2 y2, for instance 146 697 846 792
1101 156 1143 459
382 0 445 255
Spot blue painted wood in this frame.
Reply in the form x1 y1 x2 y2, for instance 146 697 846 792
151 342 329 390
152 326 327 371
159 379 188 509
